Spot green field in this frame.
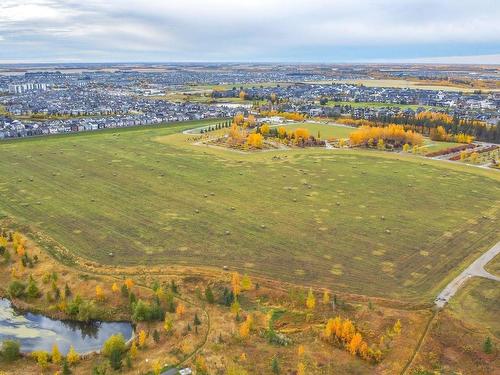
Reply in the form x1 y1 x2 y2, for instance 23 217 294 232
448 278 500 338
1 120 499 302
326 100 435 110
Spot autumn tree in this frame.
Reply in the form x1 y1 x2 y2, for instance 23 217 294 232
246 133 264 148
66 345 79 365
51 344 62 364
111 282 119 293
241 274 252 291
176 303 186 317
306 288 316 310
129 341 138 358
152 359 162 375
322 290 330 305
138 329 147 348
260 123 270 135
239 91 247 101
297 362 306 375
124 278 134 290
230 299 241 317
348 333 363 355
231 272 241 296
95 285 105 301
393 319 402 335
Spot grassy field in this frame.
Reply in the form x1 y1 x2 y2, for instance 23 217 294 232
340 79 484 92
448 278 500 338
0 119 499 302
420 139 463 153
326 100 436 110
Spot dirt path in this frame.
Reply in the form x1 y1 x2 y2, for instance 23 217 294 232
435 241 500 308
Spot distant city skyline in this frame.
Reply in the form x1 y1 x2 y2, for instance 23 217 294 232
1 0 499 64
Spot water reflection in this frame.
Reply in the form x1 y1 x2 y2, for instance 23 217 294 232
0 298 133 354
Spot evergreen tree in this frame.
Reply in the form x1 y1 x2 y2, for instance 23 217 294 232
483 337 493 354
271 356 280 374
205 286 214 304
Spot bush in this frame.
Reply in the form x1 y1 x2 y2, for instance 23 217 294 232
8 280 26 298
1 340 20 362
102 334 126 358
132 299 164 322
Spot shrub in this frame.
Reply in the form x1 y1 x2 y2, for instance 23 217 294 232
8 280 26 298
102 334 126 358
1 340 20 362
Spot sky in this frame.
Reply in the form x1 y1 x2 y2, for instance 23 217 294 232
0 0 499 64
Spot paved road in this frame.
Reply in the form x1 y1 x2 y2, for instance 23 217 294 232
435 241 500 308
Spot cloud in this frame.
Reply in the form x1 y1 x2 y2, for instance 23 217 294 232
0 0 499 62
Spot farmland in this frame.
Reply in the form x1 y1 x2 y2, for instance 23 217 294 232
0 119 499 303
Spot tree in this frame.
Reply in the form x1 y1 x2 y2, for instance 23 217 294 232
8 280 26 298
195 356 209 375
403 143 410 152
205 286 215 304
163 315 174 335
64 283 72 298
393 319 402 335
152 359 162 375
153 329 160 344
348 333 363 355
124 341 136 361
121 283 129 297
297 362 306 375
483 336 493 354
95 285 105 301
62 359 72 375
32 351 49 369
230 299 241 317
241 274 253 291
239 319 250 339
322 290 330 305
102 334 126 358
239 91 247 101
110 347 123 370
260 124 270 135
26 275 40 299
138 329 147 348
194 313 201 327
176 303 186 317
51 343 62 364
1 340 20 362
66 345 79 365
231 272 241 296
271 356 280 374
306 288 316 310
124 278 134 290
111 282 119 293
246 133 264 148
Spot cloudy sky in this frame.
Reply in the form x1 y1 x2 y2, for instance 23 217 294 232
1 0 499 64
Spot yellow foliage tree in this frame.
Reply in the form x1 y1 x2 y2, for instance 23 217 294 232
66 345 79 364
294 128 310 140
239 91 246 100
234 113 244 125
111 282 119 293
124 278 134 290
16 244 25 257
164 315 174 333
306 288 316 310
322 290 330 305
277 126 287 138
348 332 363 355
393 319 402 335
239 319 250 339
247 114 256 126
152 359 162 375
230 299 241 317
297 345 305 358
130 341 138 359
138 329 147 348
51 344 62 364
32 351 49 368
95 285 105 301
297 362 306 375
231 272 241 296
176 303 186 317
246 133 263 148
260 123 270 135
241 274 252 291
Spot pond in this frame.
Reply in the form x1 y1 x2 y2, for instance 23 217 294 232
0 298 133 354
